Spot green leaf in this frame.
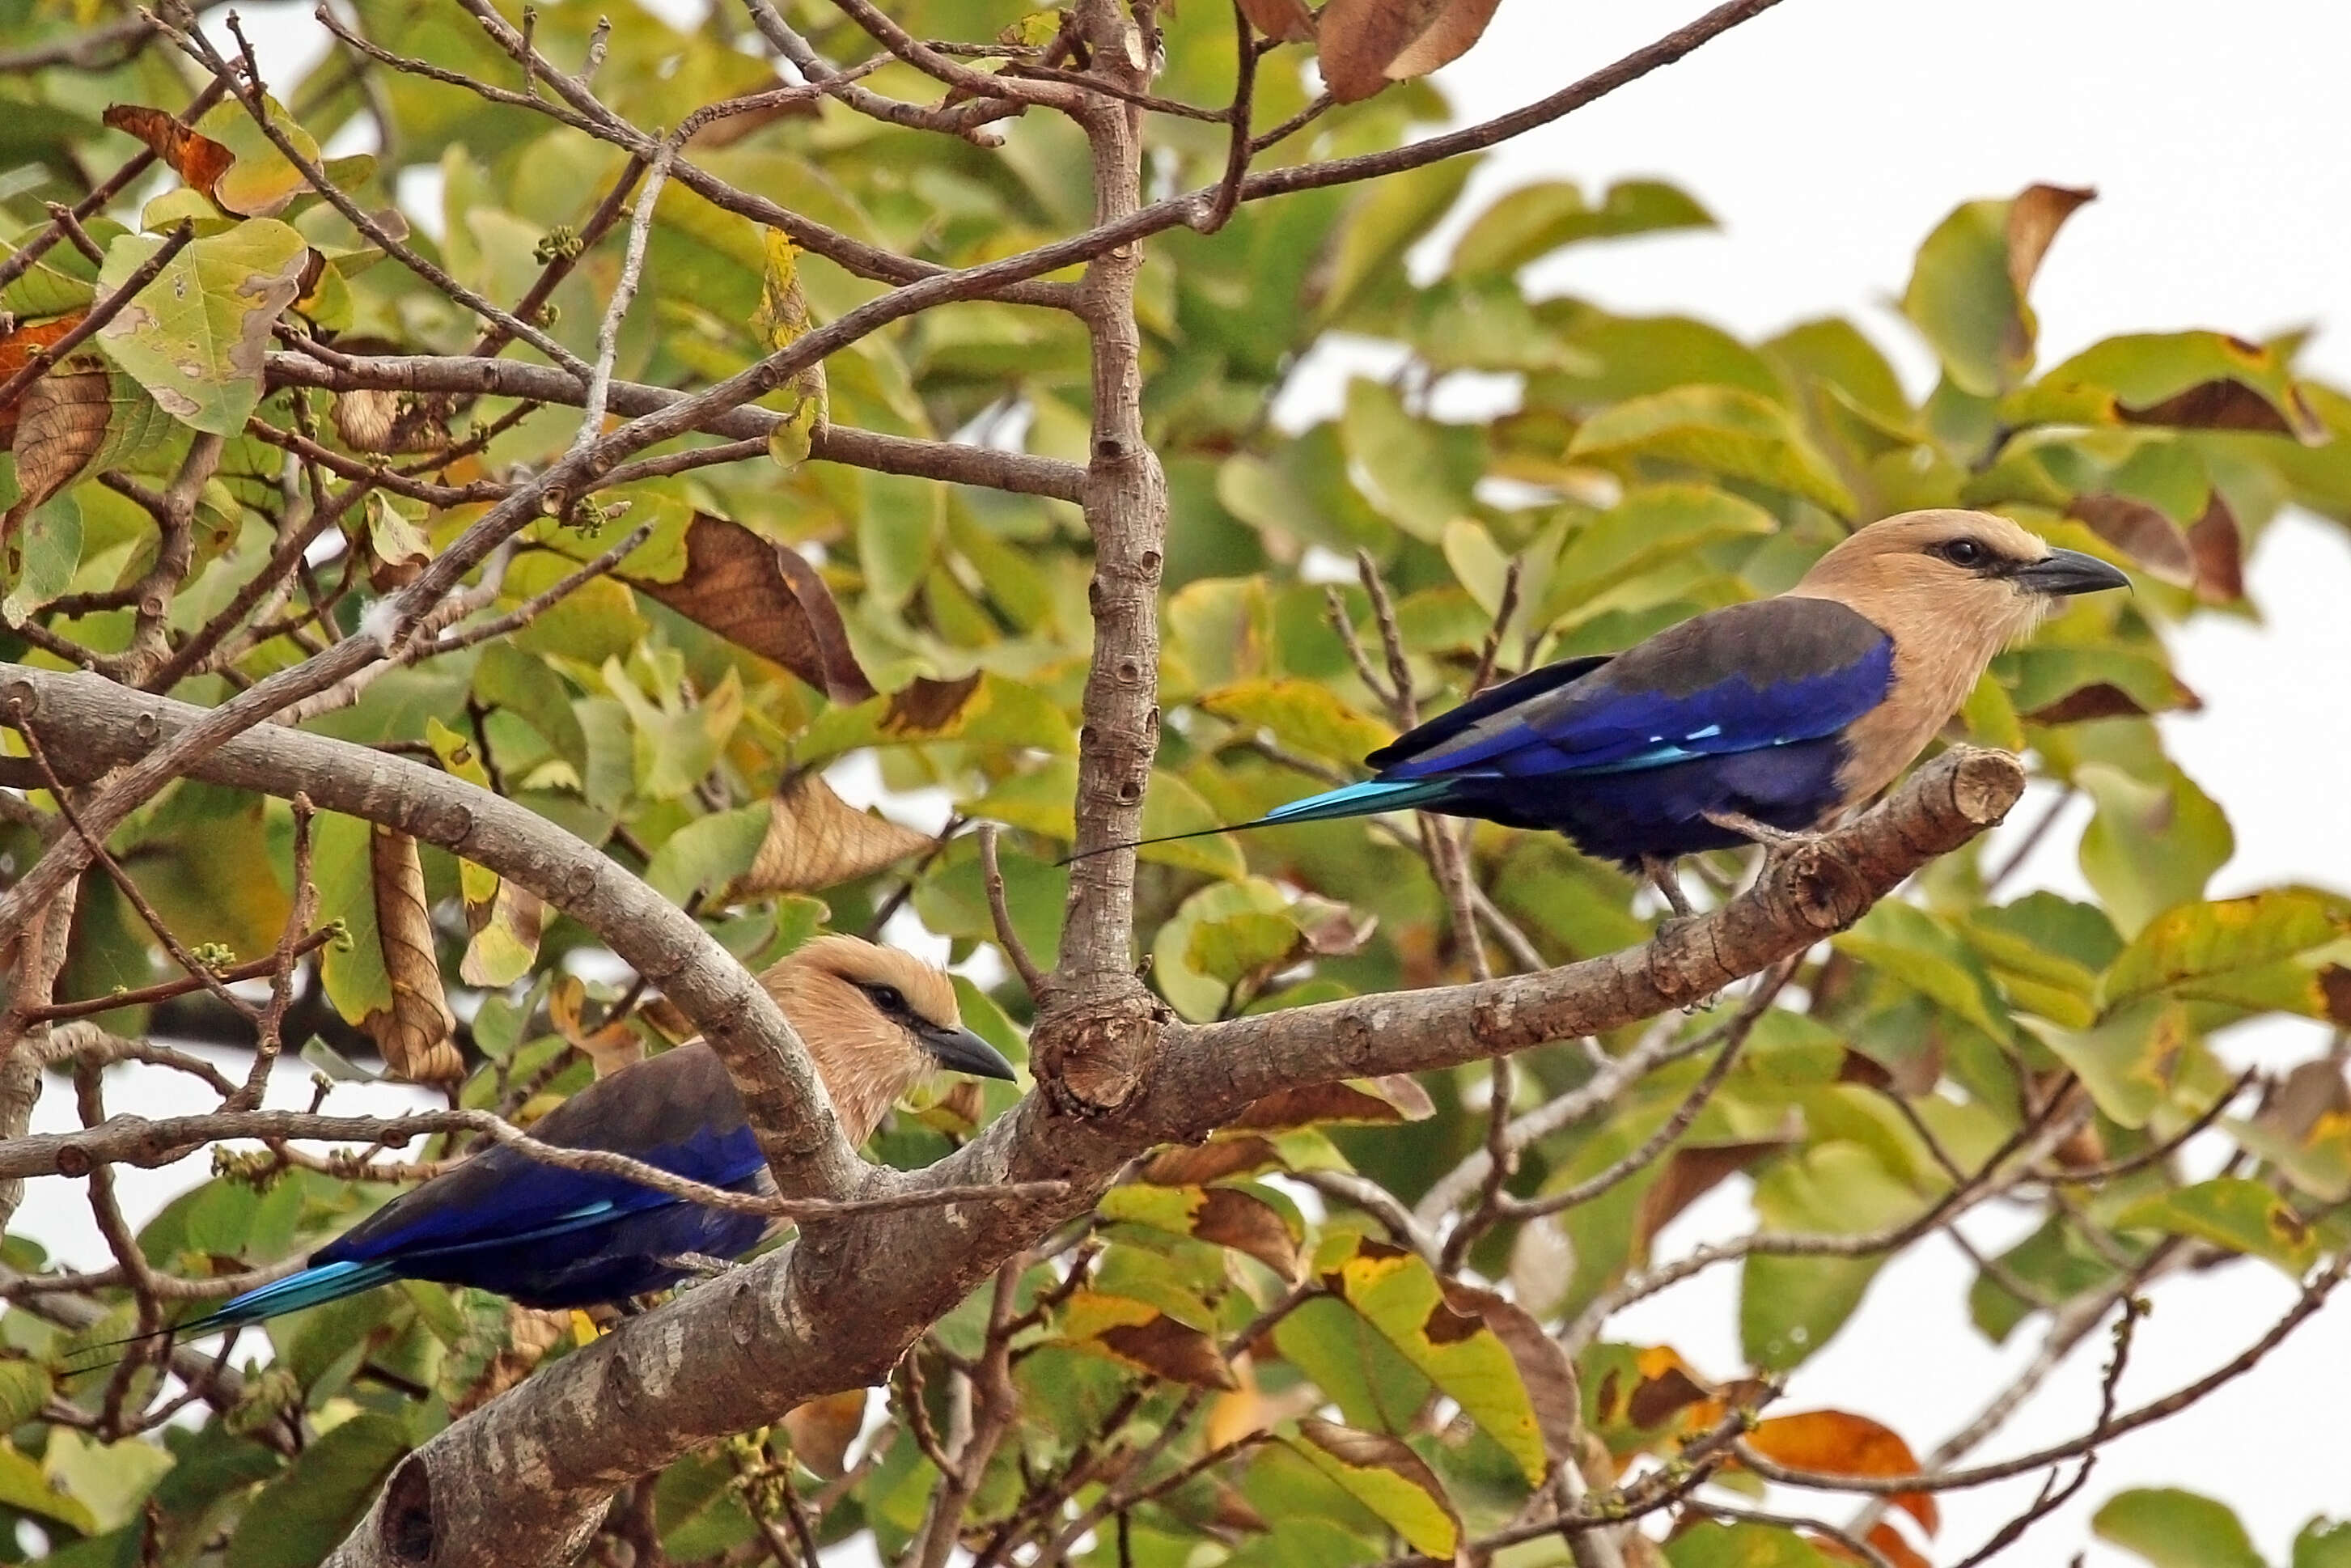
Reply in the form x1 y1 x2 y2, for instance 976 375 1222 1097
2296 1517 2351 1568
0 1440 95 1532
2116 1176 2319 1273
1283 1419 1459 1558
93 218 310 434
1197 678 1394 767
223 1413 410 1568
1567 385 1854 517
2034 330 2323 442
2077 762 2234 938
2094 1486 2267 1568
1834 901 2014 1042
313 812 392 1027
2028 996 2189 1130
858 472 943 610
1340 378 1485 541
2 494 82 628
1665 1522 1837 1567
1315 1235 1546 1484
1742 1142 1920 1371
2103 891 2345 1012
642 804 769 905
43 1430 174 1532
1154 878 1294 1021
1900 185 2090 396
0 1357 50 1431
796 673 1076 765
1321 160 1472 323
1450 178 1712 277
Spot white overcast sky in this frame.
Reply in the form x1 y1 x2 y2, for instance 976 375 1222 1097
18 2 2351 1564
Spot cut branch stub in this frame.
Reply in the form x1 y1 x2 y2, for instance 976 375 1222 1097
623 513 876 704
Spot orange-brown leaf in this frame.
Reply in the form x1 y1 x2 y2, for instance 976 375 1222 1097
738 771 934 895
1746 1409 1937 1535
364 828 460 1083
1238 0 1317 41
1192 1186 1304 1281
781 1390 868 1479
1229 1074 1434 1130
1095 1316 1239 1390
1142 1136 1282 1187
549 974 643 1077
1382 0 1505 79
102 104 235 197
0 315 84 443
1315 0 1448 100
627 513 877 703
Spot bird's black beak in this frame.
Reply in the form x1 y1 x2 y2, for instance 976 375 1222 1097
2014 548 2131 596
923 1023 1019 1082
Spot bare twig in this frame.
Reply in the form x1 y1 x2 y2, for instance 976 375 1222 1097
979 824 1048 1002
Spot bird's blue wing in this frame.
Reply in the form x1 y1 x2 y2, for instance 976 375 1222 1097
1374 598 1893 782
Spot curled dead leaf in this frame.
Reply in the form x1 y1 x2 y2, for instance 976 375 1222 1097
1192 1187 1304 1281
549 975 644 1077
1141 1136 1283 1187
737 771 934 895
2121 376 2324 442
2023 678 2201 727
626 514 875 703
1633 1134 1798 1254
365 828 460 1083
0 316 85 442
102 104 235 199
1 358 109 550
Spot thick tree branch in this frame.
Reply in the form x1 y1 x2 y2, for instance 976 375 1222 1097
299 747 2019 1568
0 663 863 1201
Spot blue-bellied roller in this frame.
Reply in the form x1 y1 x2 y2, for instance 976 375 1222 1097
1108 510 2128 910
178 936 1015 1333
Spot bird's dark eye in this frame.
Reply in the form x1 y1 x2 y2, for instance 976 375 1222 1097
1938 539 1987 569
867 984 907 1013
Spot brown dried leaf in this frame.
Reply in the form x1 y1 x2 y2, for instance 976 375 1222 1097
780 1390 867 1479
2065 494 2194 587
1 360 109 549
627 514 876 703
2320 966 2351 1028
1095 1316 1239 1390
1292 894 1379 956
1382 0 1506 79
0 315 83 443
2023 679 2202 727
364 828 460 1083
450 1306 570 1417
1141 1136 1283 1187
1315 0 1447 100
2120 377 2320 439
2004 184 2096 297
1238 0 1316 41
1229 1074 1434 1131
738 771 934 895
101 104 235 198
1192 1187 1303 1281
2188 493 2245 603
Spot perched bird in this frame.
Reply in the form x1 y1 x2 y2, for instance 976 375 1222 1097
1114 510 2127 909
178 936 1015 1333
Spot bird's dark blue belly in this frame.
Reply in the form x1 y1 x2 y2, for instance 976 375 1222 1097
402 1187 771 1310
1441 736 1849 868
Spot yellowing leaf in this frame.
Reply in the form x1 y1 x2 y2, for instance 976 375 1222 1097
1197 679 1395 767
2116 1176 2319 1273
1098 1184 1303 1281
1317 1235 1546 1483
1286 1418 1459 1556
1059 1291 1236 1389
1568 384 1855 518
2103 891 2345 1013
93 218 310 434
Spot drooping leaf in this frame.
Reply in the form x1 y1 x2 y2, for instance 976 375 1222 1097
1743 1410 1935 1535
1284 1418 1459 1557
2103 891 2345 1012
624 514 875 703
1567 384 1855 517
1099 1184 1303 1281
1315 0 1502 101
365 826 460 1083
738 771 934 895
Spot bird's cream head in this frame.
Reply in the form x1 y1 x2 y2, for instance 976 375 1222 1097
759 934 1016 1146
1789 509 2130 655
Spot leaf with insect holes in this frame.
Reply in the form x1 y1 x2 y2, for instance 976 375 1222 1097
622 513 874 704
736 771 934 896
364 826 459 1083
1286 1418 1459 1556
93 218 309 434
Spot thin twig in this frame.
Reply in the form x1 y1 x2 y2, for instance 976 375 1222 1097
979 824 1048 1001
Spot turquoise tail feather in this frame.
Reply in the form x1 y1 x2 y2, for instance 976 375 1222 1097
1058 777 1459 865
180 1260 400 1336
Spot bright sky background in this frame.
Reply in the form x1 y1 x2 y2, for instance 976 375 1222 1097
17 2 2351 1564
